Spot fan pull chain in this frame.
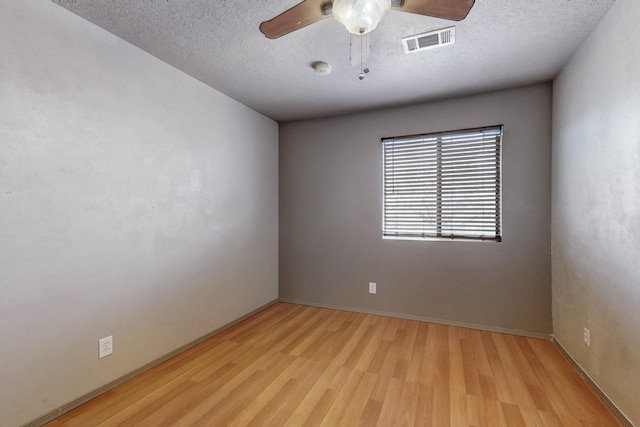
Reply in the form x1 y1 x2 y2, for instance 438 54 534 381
358 28 369 80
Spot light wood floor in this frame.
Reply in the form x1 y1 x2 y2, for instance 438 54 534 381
47 303 620 426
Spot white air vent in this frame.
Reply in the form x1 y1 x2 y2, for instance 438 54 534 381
402 27 456 54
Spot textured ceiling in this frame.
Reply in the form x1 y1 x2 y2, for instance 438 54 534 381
52 0 615 122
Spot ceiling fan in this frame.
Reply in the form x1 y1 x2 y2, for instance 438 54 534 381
260 0 475 39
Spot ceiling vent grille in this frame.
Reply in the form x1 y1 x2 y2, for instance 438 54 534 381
402 27 456 54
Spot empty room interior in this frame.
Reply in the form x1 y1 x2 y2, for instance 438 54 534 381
1 0 639 426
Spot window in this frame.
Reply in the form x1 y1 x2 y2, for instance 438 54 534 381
382 126 503 242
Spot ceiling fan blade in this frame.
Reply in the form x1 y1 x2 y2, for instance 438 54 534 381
260 0 331 39
394 0 475 21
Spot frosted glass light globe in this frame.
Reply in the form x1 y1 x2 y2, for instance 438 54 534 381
332 0 392 35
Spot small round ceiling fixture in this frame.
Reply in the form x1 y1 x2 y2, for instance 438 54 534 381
312 61 332 75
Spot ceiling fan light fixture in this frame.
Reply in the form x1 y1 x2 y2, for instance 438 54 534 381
332 0 392 35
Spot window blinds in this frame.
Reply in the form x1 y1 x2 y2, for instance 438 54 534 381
382 126 503 241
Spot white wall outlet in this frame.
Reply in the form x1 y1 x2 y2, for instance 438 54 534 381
583 327 590 347
369 282 376 294
99 336 113 358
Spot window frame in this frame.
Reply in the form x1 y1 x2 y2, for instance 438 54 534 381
381 125 503 242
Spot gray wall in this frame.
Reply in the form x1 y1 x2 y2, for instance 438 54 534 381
280 84 552 335
0 1 278 425
552 0 640 424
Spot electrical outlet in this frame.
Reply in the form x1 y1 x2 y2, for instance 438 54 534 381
369 282 376 294
583 328 590 347
99 336 113 358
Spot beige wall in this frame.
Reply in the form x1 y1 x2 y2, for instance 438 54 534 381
552 0 640 424
280 84 552 336
0 1 278 425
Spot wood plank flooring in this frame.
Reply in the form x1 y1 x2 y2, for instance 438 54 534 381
47 303 620 426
